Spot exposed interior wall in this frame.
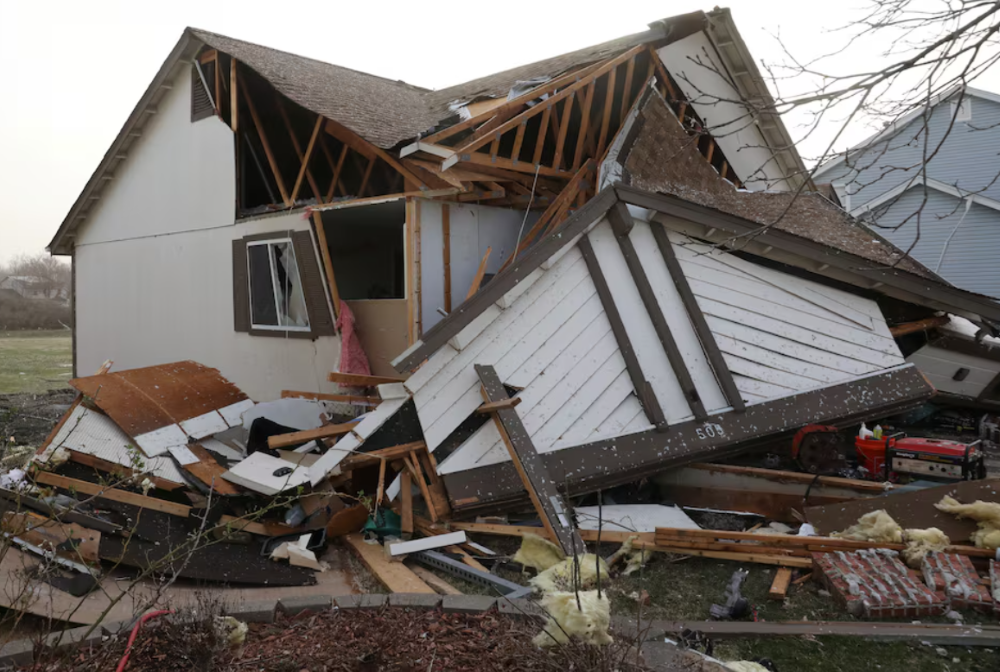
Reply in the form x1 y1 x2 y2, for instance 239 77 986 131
417 199 535 333
657 33 790 191
72 67 339 400
321 202 406 300
346 299 408 377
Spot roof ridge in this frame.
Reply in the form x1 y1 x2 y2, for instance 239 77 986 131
186 27 430 93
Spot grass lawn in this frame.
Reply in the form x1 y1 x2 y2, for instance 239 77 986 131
0 330 72 394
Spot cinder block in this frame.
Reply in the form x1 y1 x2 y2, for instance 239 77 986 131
495 597 546 620
813 549 946 619
922 552 994 612
228 599 278 623
441 594 496 613
334 594 387 610
387 593 442 609
278 595 333 616
0 638 33 669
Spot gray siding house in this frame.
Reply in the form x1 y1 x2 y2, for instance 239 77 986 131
813 87 1000 299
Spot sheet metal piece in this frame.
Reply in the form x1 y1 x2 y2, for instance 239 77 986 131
411 550 532 598
70 361 253 457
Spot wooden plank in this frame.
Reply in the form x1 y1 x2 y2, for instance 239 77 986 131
230 58 239 132
551 93 575 169
769 567 793 600
476 364 583 555
609 202 707 420
400 470 414 536
238 71 290 206
449 521 651 544
66 449 183 491
267 422 357 450
405 453 439 523
410 564 462 595
572 82 596 171
451 152 572 178
340 442 425 471
578 235 666 428
890 315 950 337
651 223 744 412
596 67 617 158
290 115 324 203
343 533 436 594
475 397 522 414
328 372 407 387
407 198 416 345
325 144 350 202
638 542 813 568
281 390 381 406
34 471 190 518
312 211 341 320
418 449 452 520
465 247 492 300
532 106 552 167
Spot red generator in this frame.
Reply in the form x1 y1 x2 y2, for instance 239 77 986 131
886 438 986 482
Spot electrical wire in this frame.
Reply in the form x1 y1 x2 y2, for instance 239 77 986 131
511 163 543 265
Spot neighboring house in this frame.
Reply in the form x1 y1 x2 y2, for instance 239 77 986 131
813 86 1000 299
48 8 812 400
0 276 67 301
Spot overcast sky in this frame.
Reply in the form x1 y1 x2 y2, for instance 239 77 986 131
1 0 997 264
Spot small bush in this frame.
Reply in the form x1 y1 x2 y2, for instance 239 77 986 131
0 291 70 330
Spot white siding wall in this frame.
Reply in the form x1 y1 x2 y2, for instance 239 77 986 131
418 200 534 333
657 33 790 192
73 66 339 400
907 345 1000 398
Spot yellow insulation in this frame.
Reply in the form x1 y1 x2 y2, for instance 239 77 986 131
533 590 612 647
513 533 565 572
531 554 610 594
832 509 903 543
935 495 1000 550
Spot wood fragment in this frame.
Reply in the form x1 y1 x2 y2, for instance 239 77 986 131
267 422 357 450
343 533 436 594
475 397 522 414
769 567 793 600
281 390 381 406
792 572 814 586
409 564 462 595
34 471 190 518
327 372 406 387
465 247 492 300
66 450 183 491
312 211 341 320
400 470 414 536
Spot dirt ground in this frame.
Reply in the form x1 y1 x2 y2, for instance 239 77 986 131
0 388 76 458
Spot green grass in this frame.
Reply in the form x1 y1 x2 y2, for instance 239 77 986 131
0 330 73 394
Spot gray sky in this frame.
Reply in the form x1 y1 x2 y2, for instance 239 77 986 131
1 1 997 264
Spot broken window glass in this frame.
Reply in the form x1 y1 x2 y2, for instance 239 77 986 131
247 240 310 330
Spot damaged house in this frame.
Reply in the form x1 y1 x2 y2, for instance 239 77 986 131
44 8 1000 510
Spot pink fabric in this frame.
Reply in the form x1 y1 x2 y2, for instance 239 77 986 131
336 300 372 377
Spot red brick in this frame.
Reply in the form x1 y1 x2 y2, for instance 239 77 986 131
921 552 994 613
990 561 1000 615
813 550 946 619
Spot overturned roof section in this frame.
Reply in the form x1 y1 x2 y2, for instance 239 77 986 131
619 90 937 279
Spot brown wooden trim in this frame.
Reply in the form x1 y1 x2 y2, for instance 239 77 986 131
650 221 745 412
281 390 381 405
476 365 583 555
609 202 707 420
393 185 619 371
327 372 407 386
34 471 191 518
442 204 452 312
579 235 666 428
615 185 1000 323
889 315 949 337
311 211 341 321
442 365 934 510
323 118 426 189
230 58 238 133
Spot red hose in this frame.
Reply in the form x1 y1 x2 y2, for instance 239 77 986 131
115 609 174 672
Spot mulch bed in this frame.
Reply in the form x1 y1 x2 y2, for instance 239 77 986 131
26 607 653 672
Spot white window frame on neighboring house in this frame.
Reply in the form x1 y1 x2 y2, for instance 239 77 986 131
952 97 972 122
246 238 311 332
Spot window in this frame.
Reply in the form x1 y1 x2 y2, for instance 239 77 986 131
247 239 310 330
952 97 972 122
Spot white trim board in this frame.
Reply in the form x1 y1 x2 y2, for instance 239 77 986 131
850 175 1000 216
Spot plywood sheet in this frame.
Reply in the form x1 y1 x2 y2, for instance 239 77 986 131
348 299 409 377
574 504 699 534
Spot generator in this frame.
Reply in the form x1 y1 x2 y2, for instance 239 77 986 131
885 438 986 482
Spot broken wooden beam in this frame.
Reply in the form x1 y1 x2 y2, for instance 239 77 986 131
34 471 191 518
328 372 407 387
343 533 436 594
769 567 793 601
475 364 584 556
267 422 358 450
475 397 522 414
889 315 949 337
281 390 381 406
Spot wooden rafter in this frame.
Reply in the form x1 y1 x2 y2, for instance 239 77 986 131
323 118 427 190
596 66 617 158
230 59 239 132
441 45 646 170
238 70 290 206
291 116 324 204
619 52 637 121
276 98 323 203
326 143 349 202
572 81 596 171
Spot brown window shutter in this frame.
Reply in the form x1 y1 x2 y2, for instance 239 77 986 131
291 231 335 337
191 64 214 122
232 238 250 332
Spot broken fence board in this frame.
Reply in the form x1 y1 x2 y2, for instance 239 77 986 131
343 533 436 594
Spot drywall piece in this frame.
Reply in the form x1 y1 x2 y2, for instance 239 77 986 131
222 452 311 495
388 531 468 557
241 398 330 431
167 444 200 466
377 383 410 400
218 399 256 426
134 424 188 457
37 406 186 485
199 437 245 462
574 504 700 534
178 410 229 439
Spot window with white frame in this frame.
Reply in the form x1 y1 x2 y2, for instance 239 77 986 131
247 239 310 330
952 97 972 122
